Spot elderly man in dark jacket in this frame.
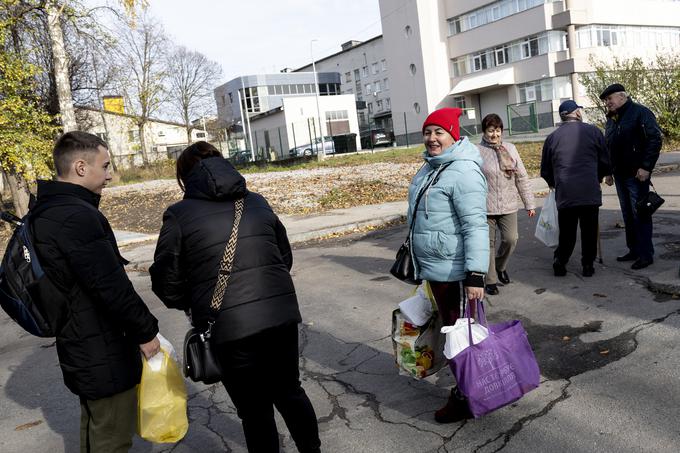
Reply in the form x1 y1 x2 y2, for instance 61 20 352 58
31 132 159 452
541 100 612 277
600 83 662 270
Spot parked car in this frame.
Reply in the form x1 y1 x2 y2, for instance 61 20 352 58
289 136 335 157
228 150 253 166
361 128 393 149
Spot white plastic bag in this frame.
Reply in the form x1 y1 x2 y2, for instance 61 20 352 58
398 286 432 326
535 190 559 247
441 318 489 360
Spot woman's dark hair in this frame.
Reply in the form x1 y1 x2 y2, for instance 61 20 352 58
176 141 222 191
481 113 504 132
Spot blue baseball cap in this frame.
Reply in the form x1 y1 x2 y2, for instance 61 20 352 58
559 100 583 115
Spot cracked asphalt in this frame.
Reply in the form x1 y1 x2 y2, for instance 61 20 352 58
1 172 680 452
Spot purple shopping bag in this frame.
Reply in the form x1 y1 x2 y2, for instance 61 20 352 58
449 300 540 418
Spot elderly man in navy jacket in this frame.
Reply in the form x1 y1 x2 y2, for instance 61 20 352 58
600 84 662 270
540 100 612 277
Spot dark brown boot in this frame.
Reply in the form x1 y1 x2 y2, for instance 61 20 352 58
434 387 473 423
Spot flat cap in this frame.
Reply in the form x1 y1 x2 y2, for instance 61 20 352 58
599 83 626 100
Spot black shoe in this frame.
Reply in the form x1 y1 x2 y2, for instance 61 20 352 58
434 387 473 423
616 252 638 262
497 270 510 285
582 264 595 277
631 258 653 270
485 284 499 295
553 260 567 277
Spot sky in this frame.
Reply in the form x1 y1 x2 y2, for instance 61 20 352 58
144 0 383 85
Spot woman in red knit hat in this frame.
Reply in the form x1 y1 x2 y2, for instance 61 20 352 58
405 107 489 423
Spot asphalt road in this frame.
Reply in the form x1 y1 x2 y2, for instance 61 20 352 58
1 172 680 452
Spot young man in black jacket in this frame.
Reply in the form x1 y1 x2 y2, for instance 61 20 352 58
541 100 612 277
600 84 662 270
31 131 160 453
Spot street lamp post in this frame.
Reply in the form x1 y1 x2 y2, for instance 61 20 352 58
311 39 326 160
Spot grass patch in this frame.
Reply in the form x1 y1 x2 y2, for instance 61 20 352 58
111 159 176 186
317 180 406 210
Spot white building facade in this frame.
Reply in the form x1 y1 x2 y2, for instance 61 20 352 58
379 0 680 143
214 72 360 158
296 37 394 143
76 107 210 167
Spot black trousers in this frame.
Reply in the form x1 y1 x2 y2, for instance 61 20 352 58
216 323 321 453
429 281 469 326
554 205 599 266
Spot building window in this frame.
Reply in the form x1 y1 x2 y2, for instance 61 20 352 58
451 31 565 77
358 111 367 125
325 110 349 121
196 132 206 138
517 76 571 103
374 80 381 92
576 25 680 49
447 0 547 36
355 80 362 94
128 130 140 142
372 62 379 74
384 78 389 90
385 98 391 110
354 68 360 80
381 59 387 71
362 66 369 77
345 71 352 82
376 100 383 111
365 83 371 94
452 96 466 109
368 102 373 113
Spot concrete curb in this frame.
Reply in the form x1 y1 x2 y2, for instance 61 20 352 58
287 214 405 244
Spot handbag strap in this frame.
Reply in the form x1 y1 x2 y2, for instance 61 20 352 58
210 198 245 312
408 161 454 234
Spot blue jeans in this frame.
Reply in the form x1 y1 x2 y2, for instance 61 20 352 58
614 176 654 261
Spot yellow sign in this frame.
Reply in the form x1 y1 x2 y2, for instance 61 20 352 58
103 96 125 114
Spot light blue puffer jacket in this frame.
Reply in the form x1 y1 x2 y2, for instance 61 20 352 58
407 137 489 282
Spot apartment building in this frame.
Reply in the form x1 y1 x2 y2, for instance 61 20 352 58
296 37 394 143
213 72 360 158
379 0 680 144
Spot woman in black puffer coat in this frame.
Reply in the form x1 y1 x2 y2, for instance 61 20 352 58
150 142 320 453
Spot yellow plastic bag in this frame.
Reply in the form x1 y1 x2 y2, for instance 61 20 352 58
137 335 188 443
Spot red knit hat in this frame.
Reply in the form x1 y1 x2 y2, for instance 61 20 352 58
422 108 463 140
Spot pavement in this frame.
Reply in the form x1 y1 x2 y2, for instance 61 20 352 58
1 152 680 453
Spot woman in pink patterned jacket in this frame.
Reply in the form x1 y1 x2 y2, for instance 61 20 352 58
477 113 536 295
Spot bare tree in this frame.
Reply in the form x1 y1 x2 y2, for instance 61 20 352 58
115 14 168 165
166 46 222 144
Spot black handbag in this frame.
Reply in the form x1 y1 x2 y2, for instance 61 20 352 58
390 238 421 285
183 198 244 384
636 182 665 217
390 162 452 284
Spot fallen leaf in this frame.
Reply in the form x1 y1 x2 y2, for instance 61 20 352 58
15 420 43 431
599 349 610 356
535 288 546 295
562 336 570 341
593 293 607 298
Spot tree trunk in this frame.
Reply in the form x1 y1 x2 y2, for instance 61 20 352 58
4 171 31 218
186 125 192 145
138 122 150 165
46 1 77 132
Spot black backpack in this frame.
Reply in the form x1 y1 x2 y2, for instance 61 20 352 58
0 208 68 337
